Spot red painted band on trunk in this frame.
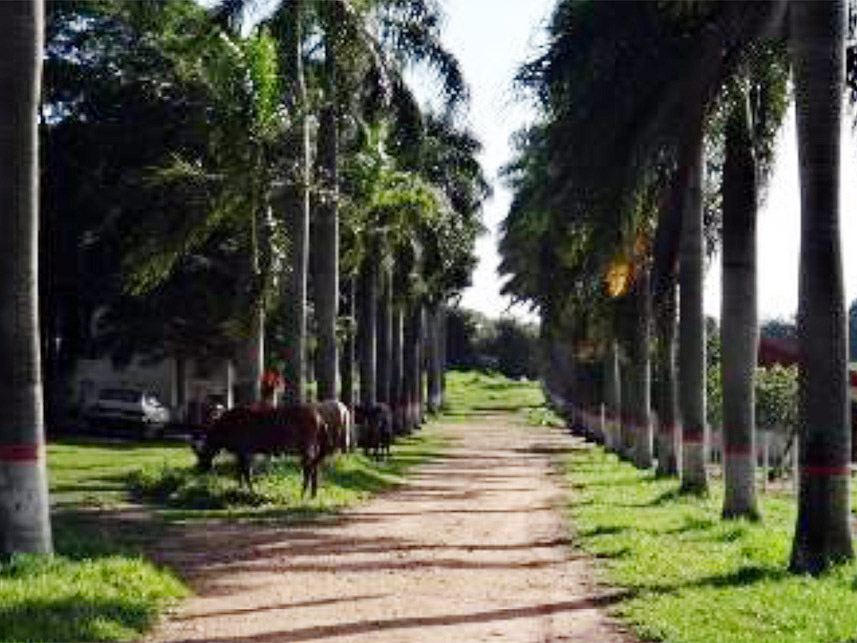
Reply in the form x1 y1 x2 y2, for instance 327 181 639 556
683 430 704 444
0 444 39 462
801 465 852 477
723 445 753 456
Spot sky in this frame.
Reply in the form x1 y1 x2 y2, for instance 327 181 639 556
429 0 857 325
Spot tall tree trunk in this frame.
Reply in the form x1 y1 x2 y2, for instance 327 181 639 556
235 194 265 407
313 33 338 402
340 276 355 409
679 132 708 494
603 338 621 454
789 0 853 573
0 0 52 555
721 89 760 520
402 302 419 431
280 0 309 405
632 268 653 469
416 305 425 426
438 305 448 409
391 304 404 433
426 302 442 413
375 264 391 404
655 274 679 477
619 357 634 460
358 256 377 406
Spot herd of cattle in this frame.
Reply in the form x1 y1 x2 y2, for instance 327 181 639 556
190 400 396 496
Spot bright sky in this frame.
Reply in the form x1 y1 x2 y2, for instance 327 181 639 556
432 1 857 325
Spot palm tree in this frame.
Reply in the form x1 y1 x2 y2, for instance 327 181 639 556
313 6 339 402
603 337 622 454
358 240 378 406
376 263 392 404
631 267 653 469
0 0 53 555
789 0 854 574
679 132 708 494
720 85 760 519
654 272 678 476
275 0 310 405
311 0 467 407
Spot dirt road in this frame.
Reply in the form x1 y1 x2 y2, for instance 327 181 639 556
145 415 632 643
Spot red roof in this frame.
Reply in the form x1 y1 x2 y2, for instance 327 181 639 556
757 336 798 367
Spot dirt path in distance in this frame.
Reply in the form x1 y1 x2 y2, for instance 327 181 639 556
144 415 634 643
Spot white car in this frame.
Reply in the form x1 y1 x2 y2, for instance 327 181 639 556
86 388 170 438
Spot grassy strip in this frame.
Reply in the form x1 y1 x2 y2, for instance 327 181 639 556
442 370 545 420
49 437 196 509
0 440 194 642
0 553 187 642
128 430 447 520
562 445 857 643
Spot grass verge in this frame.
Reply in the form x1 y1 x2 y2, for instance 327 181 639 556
562 445 857 643
0 440 194 642
0 552 187 642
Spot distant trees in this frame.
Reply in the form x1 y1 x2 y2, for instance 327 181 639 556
445 309 539 380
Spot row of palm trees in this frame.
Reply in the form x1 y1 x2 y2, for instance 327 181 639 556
0 0 487 556
500 0 852 575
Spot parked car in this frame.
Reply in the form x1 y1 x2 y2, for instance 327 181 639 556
85 388 170 438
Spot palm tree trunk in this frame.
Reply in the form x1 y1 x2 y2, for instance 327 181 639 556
603 338 621 454
0 0 52 555
439 305 448 409
403 302 419 431
619 358 634 460
679 131 708 494
358 256 377 406
789 0 853 573
426 302 442 413
416 305 425 426
391 304 404 433
655 274 679 476
280 0 309 405
235 190 266 407
721 89 760 520
341 276 356 409
632 268 653 469
375 264 391 404
313 33 338 402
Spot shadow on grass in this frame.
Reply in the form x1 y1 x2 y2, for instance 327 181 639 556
0 596 157 643
690 565 789 589
578 524 629 538
51 507 166 560
664 517 717 536
645 487 683 506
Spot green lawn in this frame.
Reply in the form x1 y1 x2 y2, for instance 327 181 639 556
442 370 548 417
128 430 447 520
0 439 196 642
562 446 857 643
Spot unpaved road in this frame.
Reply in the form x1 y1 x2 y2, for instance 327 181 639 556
145 415 633 643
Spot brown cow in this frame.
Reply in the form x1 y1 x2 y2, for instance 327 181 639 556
191 404 331 496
